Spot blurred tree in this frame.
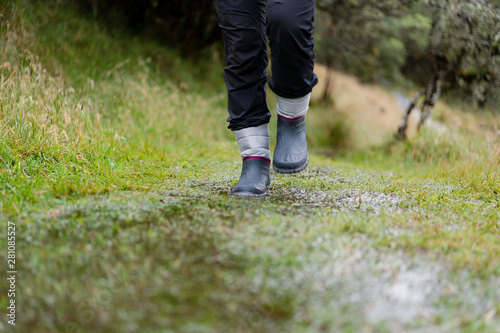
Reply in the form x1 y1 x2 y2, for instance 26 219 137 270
315 0 499 113
315 0 417 77
425 0 500 108
399 0 499 137
315 0 418 102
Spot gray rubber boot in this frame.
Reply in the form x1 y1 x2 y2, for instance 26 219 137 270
231 124 271 197
231 157 270 197
273 115 308 174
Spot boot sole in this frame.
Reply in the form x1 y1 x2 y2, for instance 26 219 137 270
230 183 271 197
231 191 267 197
272 159 308 174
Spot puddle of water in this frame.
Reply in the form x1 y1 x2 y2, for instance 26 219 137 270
267 186 404 214
289 247 449 330
188 166 407 217
364 264 441 324
279 238 500 331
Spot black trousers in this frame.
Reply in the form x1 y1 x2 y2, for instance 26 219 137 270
215 0 318 131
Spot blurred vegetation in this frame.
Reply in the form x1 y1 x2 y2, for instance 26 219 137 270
73 0 221 57
315 0 500 110
68 0 499 110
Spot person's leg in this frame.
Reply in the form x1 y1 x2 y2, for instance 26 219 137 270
267 0 318 173
215 0 271 196
215 0 271 131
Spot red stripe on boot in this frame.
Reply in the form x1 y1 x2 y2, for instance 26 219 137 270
278 114 305 121
243 156 271 164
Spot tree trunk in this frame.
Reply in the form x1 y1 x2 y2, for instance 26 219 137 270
417 74 441 131
397 90 423 139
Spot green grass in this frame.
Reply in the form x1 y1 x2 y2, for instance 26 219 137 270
1 2 499 332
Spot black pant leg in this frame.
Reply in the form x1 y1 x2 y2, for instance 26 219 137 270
215 0 271 131
267 0 318 99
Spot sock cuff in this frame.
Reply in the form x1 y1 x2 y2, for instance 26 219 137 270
276 93 311 119
234 123 269 141
234 124 271 161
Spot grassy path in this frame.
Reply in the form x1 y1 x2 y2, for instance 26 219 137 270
4 156 500 332
1 3 499 332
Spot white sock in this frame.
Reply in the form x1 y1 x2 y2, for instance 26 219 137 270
276 93 311 120
234 124 271 161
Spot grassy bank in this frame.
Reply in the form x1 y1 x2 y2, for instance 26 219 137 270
1 2 499 332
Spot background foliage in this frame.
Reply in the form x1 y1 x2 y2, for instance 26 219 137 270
72 0 499 109
315 0 500 108
74 0 221 56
